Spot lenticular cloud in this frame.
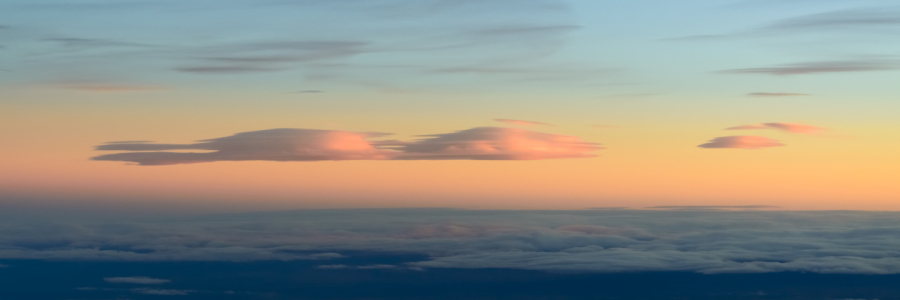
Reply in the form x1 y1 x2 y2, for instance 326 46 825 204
398 127 602 160
92 128 397 165
92 127 603 165
698 136 785 149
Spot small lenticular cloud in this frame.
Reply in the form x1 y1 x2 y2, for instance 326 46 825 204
726 122 825 134
698 136 784 149
494 119 553 126
747 93 810 97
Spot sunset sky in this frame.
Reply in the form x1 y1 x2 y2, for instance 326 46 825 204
5 2 900 299
2 0 900 213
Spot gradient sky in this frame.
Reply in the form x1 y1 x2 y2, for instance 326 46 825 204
2 0 900 213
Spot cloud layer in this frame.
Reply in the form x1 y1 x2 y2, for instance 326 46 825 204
698 136 785 149
4 209 900 274
726 122 825 134
93 127 602 165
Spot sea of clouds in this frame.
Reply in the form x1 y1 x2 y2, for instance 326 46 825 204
3 209 900 274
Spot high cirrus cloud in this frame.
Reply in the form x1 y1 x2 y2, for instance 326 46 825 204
720 59 898 76
698 136 785 149
494 119 553 126
726 122 825 134
397 127 602 160
93 127 603 165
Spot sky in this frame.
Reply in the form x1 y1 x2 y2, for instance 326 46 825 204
4 2 900 298
2 0 900 214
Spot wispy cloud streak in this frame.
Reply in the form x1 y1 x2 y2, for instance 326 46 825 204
726 122 825 134
720 59 899 75
105 277 171 284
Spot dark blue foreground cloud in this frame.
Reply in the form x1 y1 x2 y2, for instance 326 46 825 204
3 209 900 274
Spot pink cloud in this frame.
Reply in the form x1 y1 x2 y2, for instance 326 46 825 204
698 136 785 149
726 122 825 134
494 119 553 126
94 127 603 165
398 127 602 160
93 129 397 165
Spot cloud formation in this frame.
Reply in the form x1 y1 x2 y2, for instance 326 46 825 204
177 41 368 74
4 209 900 274
7 0 597 90
673 7 900 41
726 122 825 134
398 127 602 160
765 8 900 32
747 93 810 97
93 127 603 165
104 277 171 284
92 128 397 165
720 59 898 75
698 136 785 149
494 119 553 126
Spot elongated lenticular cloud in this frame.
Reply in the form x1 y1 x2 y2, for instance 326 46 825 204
398 127 602 160
92 128 397 165
698 136 784 149
726 122 825 134
93 127 602 165
494 119 553 126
